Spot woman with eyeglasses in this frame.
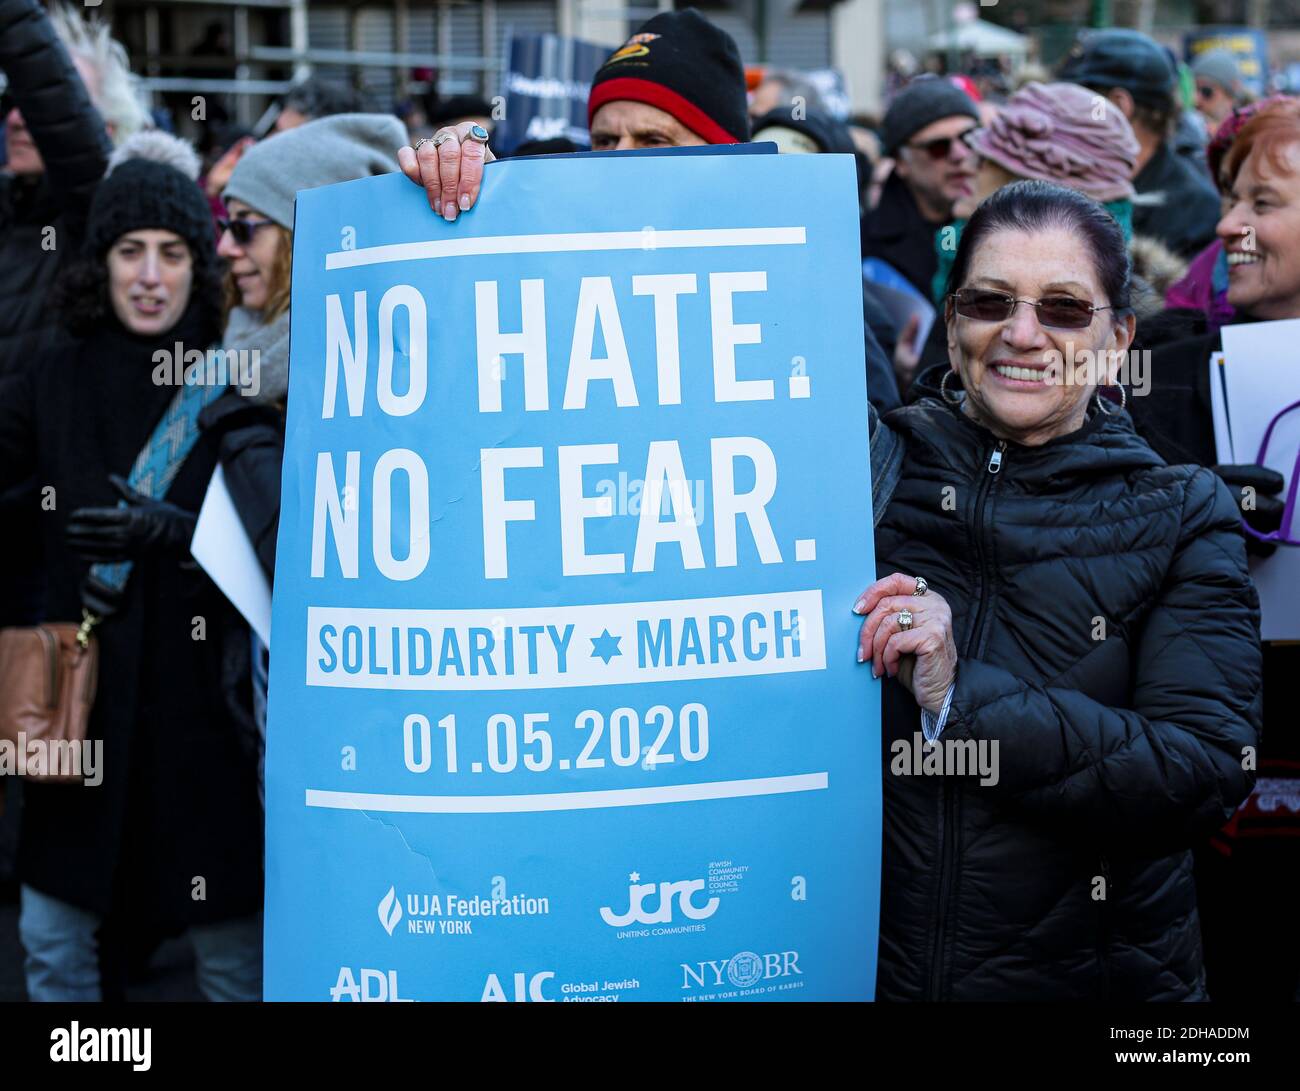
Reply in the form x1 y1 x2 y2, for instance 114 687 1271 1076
1131 98 1300 1002
194 115 407 803
858 179 1262 1000
900 82 1190 391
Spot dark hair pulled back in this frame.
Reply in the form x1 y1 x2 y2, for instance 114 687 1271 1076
945 179 1132 316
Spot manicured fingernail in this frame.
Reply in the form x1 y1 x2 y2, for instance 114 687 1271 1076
853 598 867 614
459 193 472 210
856 649 864 663
444 202 457 220
872 667 881 678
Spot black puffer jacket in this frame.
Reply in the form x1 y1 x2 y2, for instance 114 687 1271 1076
0 0 109 377
0 0 110 627
874 370 1262 1001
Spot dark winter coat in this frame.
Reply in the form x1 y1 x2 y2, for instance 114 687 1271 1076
0 309 263 928
0 0 110 627
1131 142 1222 260
874 368 1262 1000
198 392 285 583
862 172 946 301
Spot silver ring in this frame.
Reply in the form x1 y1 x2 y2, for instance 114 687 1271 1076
429 130 456 148
913 576 928 597
466 123 491 144
897 609 914 632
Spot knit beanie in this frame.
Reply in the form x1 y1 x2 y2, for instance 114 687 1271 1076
880 76 979 156
1206 95 1290 190
970 82 1138 202
587 8 748 145
224 113 407 229
85 130 213 261
1189 49 1242 94
751 108 855 156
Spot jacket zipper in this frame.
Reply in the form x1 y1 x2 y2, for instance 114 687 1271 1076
927 438 1006 1001
1095 855 1112 998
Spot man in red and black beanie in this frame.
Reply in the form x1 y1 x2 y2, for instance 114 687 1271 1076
586 7 749 149
401 7 749 216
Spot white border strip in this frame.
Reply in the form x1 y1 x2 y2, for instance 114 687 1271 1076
305 772 827 814
324 226 806 270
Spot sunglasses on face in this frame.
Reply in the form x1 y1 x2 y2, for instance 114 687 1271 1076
906 128 979 161
951 288 1111 330
217 217 276 245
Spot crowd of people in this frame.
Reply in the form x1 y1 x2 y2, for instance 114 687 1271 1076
0 0 1295 1002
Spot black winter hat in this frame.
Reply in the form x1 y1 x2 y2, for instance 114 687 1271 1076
86 157 215 266
880 76 979 156
588 8 748 145
1058 29 1176 109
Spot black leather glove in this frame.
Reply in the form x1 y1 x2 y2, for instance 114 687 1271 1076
65 474 198 564
1212 463 1286 558
80 572 125 619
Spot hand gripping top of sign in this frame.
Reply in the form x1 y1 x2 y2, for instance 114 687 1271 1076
398 121 496 224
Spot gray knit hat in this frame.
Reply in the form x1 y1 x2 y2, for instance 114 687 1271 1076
1190 49 1243 95
223 112 406 228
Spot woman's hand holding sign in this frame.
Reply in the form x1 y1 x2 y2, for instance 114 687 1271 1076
398 122 495 222
853 573 957 714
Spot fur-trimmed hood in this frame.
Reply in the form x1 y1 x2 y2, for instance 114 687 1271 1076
1129 233 1188 319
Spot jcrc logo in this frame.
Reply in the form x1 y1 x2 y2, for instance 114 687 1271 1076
481 971 555 1003
330 967 413 1002
599 871 719 927
682 950 801 990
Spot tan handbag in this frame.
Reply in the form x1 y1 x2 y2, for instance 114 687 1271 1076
0 612 100 783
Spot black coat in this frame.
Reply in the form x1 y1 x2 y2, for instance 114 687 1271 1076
0 312 263 927
874 371 1261 1000
862 173 945 301
1131 142 1222 260
0 0 110 627
198 392 286 584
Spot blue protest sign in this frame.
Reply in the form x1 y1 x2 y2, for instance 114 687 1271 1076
264 151 880 1002
492 34 610 153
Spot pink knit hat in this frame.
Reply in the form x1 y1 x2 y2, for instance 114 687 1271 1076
970 81 1139 202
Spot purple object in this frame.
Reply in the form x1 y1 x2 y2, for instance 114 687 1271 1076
1242 397 1300 547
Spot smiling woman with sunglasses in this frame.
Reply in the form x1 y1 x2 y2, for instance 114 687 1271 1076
190 115 407 813
859 179 1262 1000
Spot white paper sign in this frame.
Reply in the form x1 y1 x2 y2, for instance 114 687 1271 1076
1219 321 1300 641
191 465 272 646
